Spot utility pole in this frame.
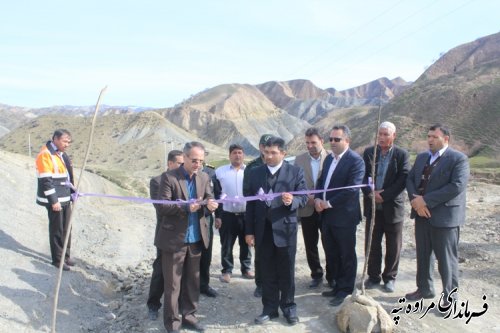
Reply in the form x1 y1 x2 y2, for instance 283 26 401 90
163 140 168 170
28 133 32 157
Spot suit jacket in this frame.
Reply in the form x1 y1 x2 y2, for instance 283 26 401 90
362 145 410 224
315 149 365 227
294 149 329 218
245 162 308 248
406 147 469 228
150 174 162 237
154 167 214 252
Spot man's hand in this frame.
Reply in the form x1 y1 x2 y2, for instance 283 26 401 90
206 198 218 212
411 194 431 218
51 202 62 212
411 194 426 211
282 192 293 206
245 235 255 247
374 190 384 204
214 217 222 229
314 198 329 212
416 206 432 218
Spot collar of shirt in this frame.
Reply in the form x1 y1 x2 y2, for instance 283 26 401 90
230 163 246 170
181 165 195 181
429 145 448 159
267 161 283 175
331 148 347 161
309 151 323 161
50 141 58 152
378 145 393 156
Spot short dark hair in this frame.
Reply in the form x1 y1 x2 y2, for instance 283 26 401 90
265 136 286 152
305 127 321 138
167 149 183 162
229 144 244 153
429 123 451 137
183 141 206 156
52 129 71 140
332 125 351 139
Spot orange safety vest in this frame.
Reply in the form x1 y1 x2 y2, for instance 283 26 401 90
35 142 73 206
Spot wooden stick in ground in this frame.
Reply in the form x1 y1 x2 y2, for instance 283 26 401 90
51 86 107 333
359 94 382 296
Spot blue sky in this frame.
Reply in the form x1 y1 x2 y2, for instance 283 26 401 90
1 0 498 108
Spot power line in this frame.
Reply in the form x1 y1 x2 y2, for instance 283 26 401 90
323 0 478 83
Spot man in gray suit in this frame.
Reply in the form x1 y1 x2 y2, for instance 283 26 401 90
294 127 331 288
405 124 469 306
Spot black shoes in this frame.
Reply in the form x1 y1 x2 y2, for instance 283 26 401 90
254 312 279 324
52 262 70 271
182 321 205 332
200 286 218 298
364 278 380 289
309 278 322 289
383 280 395 293
284 314 299 325
321 289 336 297
65 258 76 266
148 308 159 321
405 289 436 301
329 295 346 307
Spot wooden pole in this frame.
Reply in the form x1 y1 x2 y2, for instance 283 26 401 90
51 86 107 333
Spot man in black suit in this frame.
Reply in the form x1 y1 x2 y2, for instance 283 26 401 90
405 124 469 306
315 125 365 307
147 150 183 320
362 121 410 293
245 136 308 326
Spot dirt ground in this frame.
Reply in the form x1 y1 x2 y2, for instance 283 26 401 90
0 149 499 333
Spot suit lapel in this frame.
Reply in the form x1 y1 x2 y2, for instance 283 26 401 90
302 156 314 188
382 147 397 187
275 162 289 192
176 169 189 200
330 150 349 185
195 172 205 200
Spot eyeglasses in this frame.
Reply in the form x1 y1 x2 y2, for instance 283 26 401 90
189 159 204 164
329 137 343 142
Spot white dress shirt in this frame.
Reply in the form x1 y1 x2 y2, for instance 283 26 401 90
323 149 347 201
215 163 246 213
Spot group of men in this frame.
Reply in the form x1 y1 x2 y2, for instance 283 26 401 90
35 121 469 332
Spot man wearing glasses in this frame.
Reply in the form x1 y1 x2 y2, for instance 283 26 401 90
155 142 218 333
315 125 365 307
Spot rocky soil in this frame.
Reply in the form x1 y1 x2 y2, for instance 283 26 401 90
0 149 499 333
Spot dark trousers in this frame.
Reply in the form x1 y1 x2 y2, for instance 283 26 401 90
300 212 331 281
47 204 71 264
259 220 296 316
219 211 252 274
147 247 163 311
415 217 460 296
200 214 214 291
162 242 202 332
254 246 261 288
322 223 357 298
365 210 403 283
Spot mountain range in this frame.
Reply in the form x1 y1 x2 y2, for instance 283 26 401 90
1 31 499 191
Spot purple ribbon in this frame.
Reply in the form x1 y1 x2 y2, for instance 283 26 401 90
68 181 370 206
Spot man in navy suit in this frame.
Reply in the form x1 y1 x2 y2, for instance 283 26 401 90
405 124 469 306
245 136 308 326
315 125 365 307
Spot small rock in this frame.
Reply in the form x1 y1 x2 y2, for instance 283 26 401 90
106 312 117 320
